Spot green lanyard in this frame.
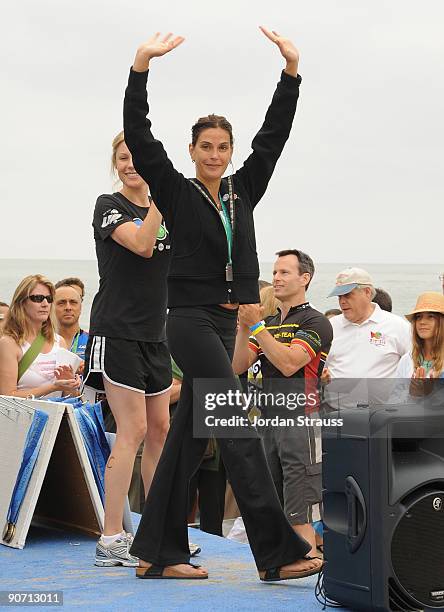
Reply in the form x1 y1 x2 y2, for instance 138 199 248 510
71 331 80 354
189 176 235 282
218 195 232 264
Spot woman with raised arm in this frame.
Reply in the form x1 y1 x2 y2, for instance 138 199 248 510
124 28 322 582
83 131 172 567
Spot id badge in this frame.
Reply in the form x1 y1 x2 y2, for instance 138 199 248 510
225 263 233 282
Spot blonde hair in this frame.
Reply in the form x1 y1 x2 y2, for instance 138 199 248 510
110 130 125 190
3 275 56 346
111 130 125 173
411 312 444 376
260 286 281 318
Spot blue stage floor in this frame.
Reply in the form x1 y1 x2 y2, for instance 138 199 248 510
0 515 335 611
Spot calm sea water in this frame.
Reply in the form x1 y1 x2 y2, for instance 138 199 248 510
0 259 442 328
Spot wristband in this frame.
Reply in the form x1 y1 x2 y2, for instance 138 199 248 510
251 325 266 337
249 320 265 333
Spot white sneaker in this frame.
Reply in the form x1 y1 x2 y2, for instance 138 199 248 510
189 542 201 557
95 533 139 567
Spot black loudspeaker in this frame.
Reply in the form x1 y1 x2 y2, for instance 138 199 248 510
322 402 444 611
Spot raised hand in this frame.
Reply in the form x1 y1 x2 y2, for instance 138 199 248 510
412 366 427 379
259 26 299 77
410 366 435 397
133 32 185 72
238 304 264 328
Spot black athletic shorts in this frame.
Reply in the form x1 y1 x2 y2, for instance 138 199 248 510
83 336 172 396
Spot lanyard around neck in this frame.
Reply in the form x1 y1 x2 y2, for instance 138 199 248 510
218 195 232 264
71 330 81 354
189 175 235 268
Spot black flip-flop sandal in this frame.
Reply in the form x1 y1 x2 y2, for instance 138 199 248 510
259 556 324 582
136 562 208 580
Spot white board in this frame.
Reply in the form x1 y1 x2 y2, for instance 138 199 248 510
0 396 133 549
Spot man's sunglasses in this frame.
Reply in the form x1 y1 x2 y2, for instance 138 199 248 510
28 294 54 304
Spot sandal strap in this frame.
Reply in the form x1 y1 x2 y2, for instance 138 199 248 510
141 562 201 576
262 567 281 580
142 564 165 577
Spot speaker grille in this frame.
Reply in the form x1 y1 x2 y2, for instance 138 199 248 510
391 491 444 608
388 578 422 611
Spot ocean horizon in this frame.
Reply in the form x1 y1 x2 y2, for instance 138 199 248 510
1 259 442 329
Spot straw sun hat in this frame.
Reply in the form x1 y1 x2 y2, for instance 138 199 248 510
405 292 444 322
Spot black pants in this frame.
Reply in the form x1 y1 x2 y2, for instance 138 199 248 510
189 454 226 537
130 305 310 570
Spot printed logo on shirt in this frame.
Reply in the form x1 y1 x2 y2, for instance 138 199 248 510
370 331 386 346
131 217 170 251
295 329 322 351
101 209 123 228
157 223 168 240
153 222 171 252
132 221 167 236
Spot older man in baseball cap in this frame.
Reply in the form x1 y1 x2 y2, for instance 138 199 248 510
322 267 411 408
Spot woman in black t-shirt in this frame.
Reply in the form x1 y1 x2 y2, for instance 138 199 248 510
83 131 172 568
125 29 321 582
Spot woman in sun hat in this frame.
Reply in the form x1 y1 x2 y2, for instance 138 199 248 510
395 292 444 381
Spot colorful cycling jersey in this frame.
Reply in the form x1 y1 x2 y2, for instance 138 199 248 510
249 302 333 402
70 329 89 361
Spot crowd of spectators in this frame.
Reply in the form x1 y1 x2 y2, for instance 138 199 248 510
1 265 443 547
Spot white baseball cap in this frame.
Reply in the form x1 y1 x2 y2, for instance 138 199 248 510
328 267 374 297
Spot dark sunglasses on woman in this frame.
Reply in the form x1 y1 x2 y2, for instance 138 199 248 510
28 294 54 304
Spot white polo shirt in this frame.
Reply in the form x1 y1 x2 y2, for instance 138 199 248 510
325 304 411 408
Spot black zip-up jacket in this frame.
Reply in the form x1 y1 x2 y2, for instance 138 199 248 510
124 68 302 307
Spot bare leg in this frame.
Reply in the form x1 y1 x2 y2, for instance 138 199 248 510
292 523 317 556
103 380 147 535
141 390 170 496
137 386 207 577
315 531 323 553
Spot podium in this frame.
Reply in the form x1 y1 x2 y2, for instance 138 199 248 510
0 396 133 549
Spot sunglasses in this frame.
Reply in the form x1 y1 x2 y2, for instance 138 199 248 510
28 294 54 304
